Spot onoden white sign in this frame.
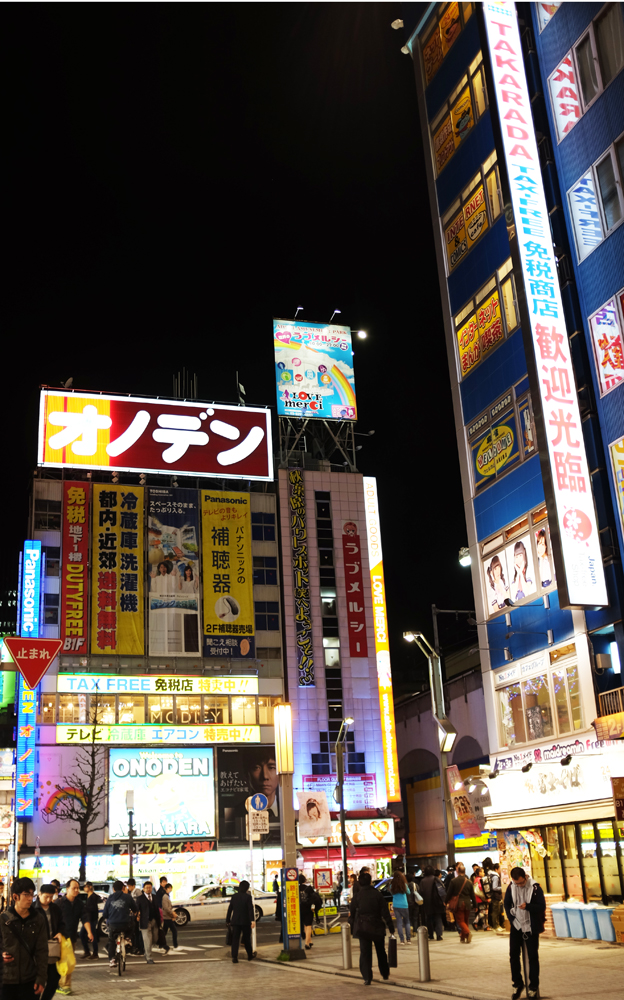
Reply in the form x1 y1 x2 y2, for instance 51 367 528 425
483 1 607 608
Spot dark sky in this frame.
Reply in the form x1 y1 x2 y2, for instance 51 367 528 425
6 3 474 694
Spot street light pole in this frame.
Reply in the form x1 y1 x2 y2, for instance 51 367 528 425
335 717 354 894
125 790 135 881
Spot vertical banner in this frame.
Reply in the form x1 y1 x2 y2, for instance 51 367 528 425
341 521 368 656
483 1 608 608
17 541 41 822
61 482 90 654
288 470 314 686
91 485 144 655
148 488 201 655
201 489 254 658
446 765 482 838
362 478 400 801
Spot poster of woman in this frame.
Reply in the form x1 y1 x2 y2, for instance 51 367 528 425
484 551 509 612
535 526 555 589
296 791 332 838
506 535 536 603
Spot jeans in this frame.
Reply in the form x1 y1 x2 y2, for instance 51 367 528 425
426 913 444 939
358 937 389 983
42 964 61 1000
393 908 411 942
510 925 540 989
163 919 178 948
231 924 253 960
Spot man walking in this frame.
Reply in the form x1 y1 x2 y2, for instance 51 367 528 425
80 883 101 959
419 866 445 941
102 881 138 970
226 881 255 963
154 876 168 910
138 882 161 964
0 877 48 999
161 884 177 951
33 884 65 1000
56 879 89 994
349 871 393 986
125 879 143 955
504 867 546 1000
489 863 505 934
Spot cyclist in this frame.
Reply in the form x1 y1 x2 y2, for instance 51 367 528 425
102 881 138 970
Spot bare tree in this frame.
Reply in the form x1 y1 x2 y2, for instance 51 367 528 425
43 690 108 881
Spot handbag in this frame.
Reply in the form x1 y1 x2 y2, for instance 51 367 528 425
48 938 61 959
388 935 397 968
225 923 233 946
446 877 467 914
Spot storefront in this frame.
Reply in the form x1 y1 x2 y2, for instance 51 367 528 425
297 815 397 882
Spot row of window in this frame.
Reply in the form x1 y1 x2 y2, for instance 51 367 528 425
442 151 503 275
481 505 556 617
41 595 281 631
430 51 488 177
454 257 519 378
420 2 474 86
468 384 536 495
496 645 582 748
44 693 282 727
548 4 624 144
315 491 345 727
569 132 624 261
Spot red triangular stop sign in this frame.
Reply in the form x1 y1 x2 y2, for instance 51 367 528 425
4 637 63 689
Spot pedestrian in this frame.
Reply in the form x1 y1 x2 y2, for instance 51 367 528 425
80 883 101 960
472 867 489 931
298 875 321 950
443 865 456 889
33 884 65 1000
349 871 393 986
102 880 138 971
125 879 143 955
0 877 48 1000
388 871 411 945
488 863 505 933
419 866 445 942
154 876 168 910
50 883 61 902
504 867 546 1000
56 879 89 994
225 881 255 964
333 872 343 909
0 884 6 915
137 882 161 965
445 862 476 944
161 884 177 951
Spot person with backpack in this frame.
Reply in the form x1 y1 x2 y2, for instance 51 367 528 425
298 875 321 950
488 863 505 933
504 867 546 1000
33 884 65 1000
0 877 48 999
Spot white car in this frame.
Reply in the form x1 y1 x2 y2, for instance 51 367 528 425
173 885 277 926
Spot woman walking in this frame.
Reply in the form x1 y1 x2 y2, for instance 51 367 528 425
349 872 394 985
389 871 411 945
445 862 476 944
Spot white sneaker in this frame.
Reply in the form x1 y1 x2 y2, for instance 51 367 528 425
399 940 405 945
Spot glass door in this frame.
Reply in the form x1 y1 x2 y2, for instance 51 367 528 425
560 824 582 897
544 825 564 894
578 822 601 902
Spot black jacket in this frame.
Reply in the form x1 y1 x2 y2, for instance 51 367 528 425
33 900 65 940
56 895 85 941
504 881 546 935
154 885 167 909
349 885 393 941
102 891 138 931
0 906 48 987
137 893 161 930
226 891 254 926
82 893 101 932
419 875 446 915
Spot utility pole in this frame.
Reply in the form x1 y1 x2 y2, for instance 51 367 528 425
126 790 135 880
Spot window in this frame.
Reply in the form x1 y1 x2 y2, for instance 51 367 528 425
43 547 60 577
34 499 61 531
429 53 489 176
481 506 556 617
468 380 536 495
118 696 145 724
231 696 257 725
251 512 276 542
588 288 624 396
420 3 474 86
41 696 56 725
253 556 278 586
568 134 624 260
595 4 624 88
443 153 502 274
323 636 341 667
255 601 279 631
454 257 519 378
90 695 116 724
256 646 281 660
44 592 59 626
321 592 337 616
258 696 281 725
58 694 87 724
496 645 582 747
148 695 174 724
576 33 599 105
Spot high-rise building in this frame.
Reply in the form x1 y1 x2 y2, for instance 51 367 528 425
399 1 624 901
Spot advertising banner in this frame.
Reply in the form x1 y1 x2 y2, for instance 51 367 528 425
57 674 258 696
296 817 395 848
342 520 368 657
148 488 201 656
201 489 254 659
609 437 624 533
589 295 624 397
451 86 474 146
548 53 581 143
56 724 260 745
217 746 280 842
484 0 608 608
289 469 314 686
296 790 332 838
302 773 377 810
363 477 400 801
445 207 468 273
91 484 144 655
61 482 90 654
16 540 42 822
274 319 356 421
446 765 481 838
464 184 488 250
423 28 443 84
108 748 215 840
433 114 455 174
38 390 273 481
439 2 460 56
569 171 603 261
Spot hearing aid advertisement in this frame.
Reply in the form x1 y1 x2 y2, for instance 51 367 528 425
149 488 202 656
202 490 255 658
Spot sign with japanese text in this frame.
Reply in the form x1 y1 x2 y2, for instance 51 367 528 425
611 776 624 823
109 748 215 840
341 521 368 656
289 470 314 686
4 638 62 691
433 114 455 174
422 26 443 84
201 490 254 658
548 53 581 143
589 293 624 397
38 390 273 481
218 745 280 843
56 724 260 744
439 2 460 56
457 313 480 376
302 773 377 810
593 713 624 741
149 487 201 656
61 482 89 654
609 437 624 534
282 868 301 941
479 290 504 358
446 764 481 838
15 544 44 823
445 207 468 272
363 477 400 801
56 673 259 695
91 485 145 655
484 1 608 608
464 184 489 250
16 679 37 820
20 541 41 637
296 816 395 847
568 171 603 262
274 320 357 421
451 86 474 146
115 839 217 855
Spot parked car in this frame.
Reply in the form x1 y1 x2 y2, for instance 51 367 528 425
173 885 277 926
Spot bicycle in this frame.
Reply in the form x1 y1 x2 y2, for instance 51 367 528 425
115 928 127 976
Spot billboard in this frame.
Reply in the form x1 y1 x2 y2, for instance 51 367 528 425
341 520 368 657
61 482 90 654
363 478 400 802
201 489 254 659
483 1 608 609
56 724 260 744
56 674 259 695
17 540 42 821
38 390 273 481
274 320 357 420
108 748 215 840
91 485 144 655
148 488 201 656
296 816 395 848
218 745 280 842
288 469 314 686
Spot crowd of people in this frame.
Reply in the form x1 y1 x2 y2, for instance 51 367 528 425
0 874 180 999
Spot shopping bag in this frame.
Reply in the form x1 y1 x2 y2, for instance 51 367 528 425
56 936 76 977
388 935 397 968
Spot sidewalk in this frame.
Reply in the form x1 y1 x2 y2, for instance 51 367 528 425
256 925 623 1000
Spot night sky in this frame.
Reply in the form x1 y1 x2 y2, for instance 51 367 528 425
6 3 474 695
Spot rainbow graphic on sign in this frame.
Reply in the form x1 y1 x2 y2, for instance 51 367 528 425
274 320 357 421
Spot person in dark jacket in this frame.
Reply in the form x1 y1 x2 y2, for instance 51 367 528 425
225 881 255 963
79 884 101 960
504 867 546 999
349 872 393 985
298 875 321 950
0 877 48 998
419 866 446 942
102 882 138 969
445 862 476 944
137 883 161 964
153 877 168 910
33 884 65 1000
56 879 89 994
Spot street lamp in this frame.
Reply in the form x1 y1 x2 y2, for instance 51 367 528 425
458 546 471 567
125 790 135 881
335 717 354 895
403 631 456 865
273 704 296 867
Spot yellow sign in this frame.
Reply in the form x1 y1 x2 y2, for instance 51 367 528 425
201 490 254 641
285 874 301 937
423 28 443 84
593 713 624 740
91 484 144 655
56 724 260 744
476 425 515 478
446 208 468 272
451 87 474 146
439 2 460 56
433 114 455 174
457 314 480 377
478 291 504 357
464 184 489 249
610 438 624 532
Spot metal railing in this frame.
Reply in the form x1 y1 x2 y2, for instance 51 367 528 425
599 686 624 716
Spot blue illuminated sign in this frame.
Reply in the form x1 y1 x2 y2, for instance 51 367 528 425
20 541 41 637
16 540 42 821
